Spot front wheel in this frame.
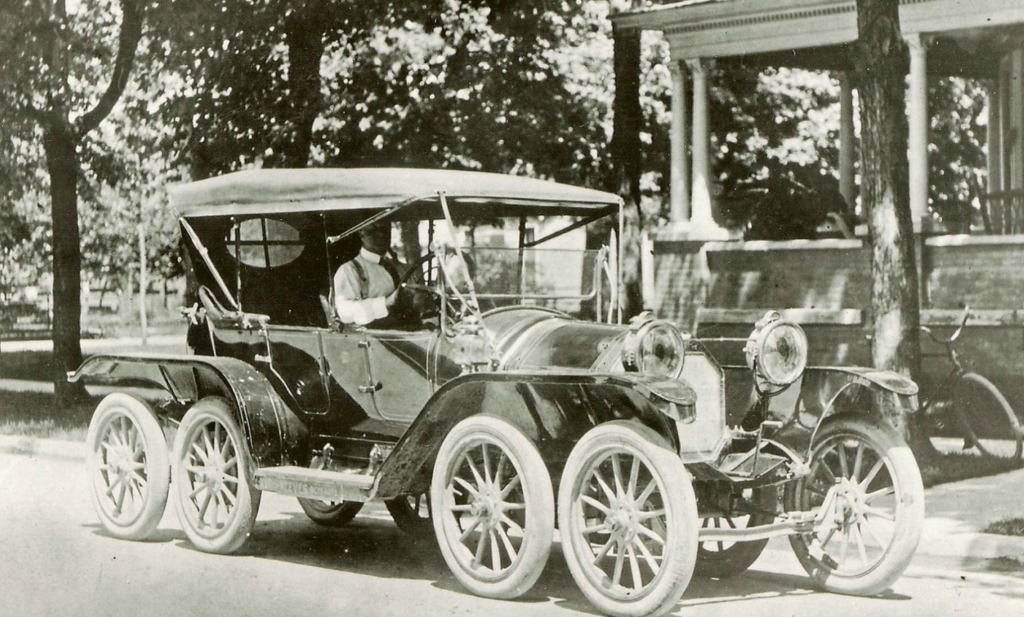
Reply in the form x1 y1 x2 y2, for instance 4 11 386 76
558 421 698 617
431 415 554 600
172 397 261 554
786 415 924 596
953 373 1023 461
85 393 170 541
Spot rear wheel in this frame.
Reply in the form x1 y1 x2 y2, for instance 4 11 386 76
695 486 776 578
387 494 432 534
558 422 698 617
431 415 554 599
298 498 363 527
953 373 1022 461
172 397 261 554
787 415 924 595
86 393 170 541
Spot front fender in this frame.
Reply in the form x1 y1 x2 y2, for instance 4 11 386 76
374 371 694 500
69 353 309 468
761 366 918 455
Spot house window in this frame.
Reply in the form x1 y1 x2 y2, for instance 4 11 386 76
226 218 304 268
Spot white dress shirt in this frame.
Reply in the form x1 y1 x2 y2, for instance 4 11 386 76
333 248 396 325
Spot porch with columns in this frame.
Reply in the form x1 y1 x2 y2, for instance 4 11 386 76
613 0 1024 238
613 1 1024 410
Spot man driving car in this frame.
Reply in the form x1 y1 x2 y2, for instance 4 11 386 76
333 221 403 326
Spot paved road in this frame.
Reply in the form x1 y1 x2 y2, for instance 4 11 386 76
1 452 1022 617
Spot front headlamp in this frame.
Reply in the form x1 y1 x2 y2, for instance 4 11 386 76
744 311 807 390
622 312 686 378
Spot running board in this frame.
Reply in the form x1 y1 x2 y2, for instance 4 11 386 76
254 466 375 503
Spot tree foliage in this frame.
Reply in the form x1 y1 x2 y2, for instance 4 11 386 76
149 0 613 185
0 0 146 403
929 77 988 233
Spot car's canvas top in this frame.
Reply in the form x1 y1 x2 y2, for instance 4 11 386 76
171 168 622 218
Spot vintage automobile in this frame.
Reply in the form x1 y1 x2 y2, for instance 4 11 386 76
72 168 924 617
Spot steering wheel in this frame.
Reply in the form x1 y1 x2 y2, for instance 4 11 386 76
396 251 443 322
399 250 475 326
398 250 436 287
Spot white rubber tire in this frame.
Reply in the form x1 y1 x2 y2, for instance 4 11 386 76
172 397 261 554
86 393 170 541
558 421 698 617
431 415 554 599
787 415 924 595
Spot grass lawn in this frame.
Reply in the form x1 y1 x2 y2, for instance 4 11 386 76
0 328 182 440
0 330 185 382
984 518 1024 536
0 390 99 442
0 350 59 381
918 452 1022 489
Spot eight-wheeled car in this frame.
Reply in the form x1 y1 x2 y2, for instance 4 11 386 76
73 168 925 617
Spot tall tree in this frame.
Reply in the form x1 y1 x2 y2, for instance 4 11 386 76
608 0 643 317
148 0 364 177
0 0 146 403
853 0 921 412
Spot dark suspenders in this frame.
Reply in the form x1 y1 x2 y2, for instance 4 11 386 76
348 254 399 300
350 258 370 300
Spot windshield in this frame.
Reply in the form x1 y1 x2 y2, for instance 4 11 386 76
458 246 606 315
398 214 616 320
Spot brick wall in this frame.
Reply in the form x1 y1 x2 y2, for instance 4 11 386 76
652 232 1024 414
924 235 1024 309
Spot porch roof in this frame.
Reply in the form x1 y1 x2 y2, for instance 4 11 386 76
612 0 1024 78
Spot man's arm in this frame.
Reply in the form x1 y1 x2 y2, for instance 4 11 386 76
334 262 393 326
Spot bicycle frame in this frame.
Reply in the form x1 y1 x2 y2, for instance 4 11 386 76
918 308 971 416
918 364 961 418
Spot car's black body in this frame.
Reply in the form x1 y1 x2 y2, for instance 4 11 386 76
73 168 925 617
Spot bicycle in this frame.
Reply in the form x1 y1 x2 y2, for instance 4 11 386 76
919 308 1023 462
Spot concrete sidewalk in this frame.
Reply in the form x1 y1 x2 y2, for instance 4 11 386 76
1 334 183 353
1 432 1022 565
917 468 1024 562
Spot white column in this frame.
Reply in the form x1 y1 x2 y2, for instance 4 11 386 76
986 79 1002 193
670 61 690 223
906 34 930 225
839 73 856 208
688 58 713 228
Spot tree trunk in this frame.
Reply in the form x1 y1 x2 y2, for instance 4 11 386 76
268 7 328 169
43 119 88 405
609 22 643 319
854 0 928 454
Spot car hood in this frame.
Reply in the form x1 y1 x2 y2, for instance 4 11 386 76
483 308 628 372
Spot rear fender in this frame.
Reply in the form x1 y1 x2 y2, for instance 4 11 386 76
374 371 693 500
69 353 308 468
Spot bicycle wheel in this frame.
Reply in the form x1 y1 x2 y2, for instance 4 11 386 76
952 373 1022 462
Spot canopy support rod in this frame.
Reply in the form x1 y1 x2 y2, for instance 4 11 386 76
179 217 239 310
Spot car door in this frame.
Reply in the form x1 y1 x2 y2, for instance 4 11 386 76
260 326 330 414
321 330 380 420
360 328 437 423
321 327 437 424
